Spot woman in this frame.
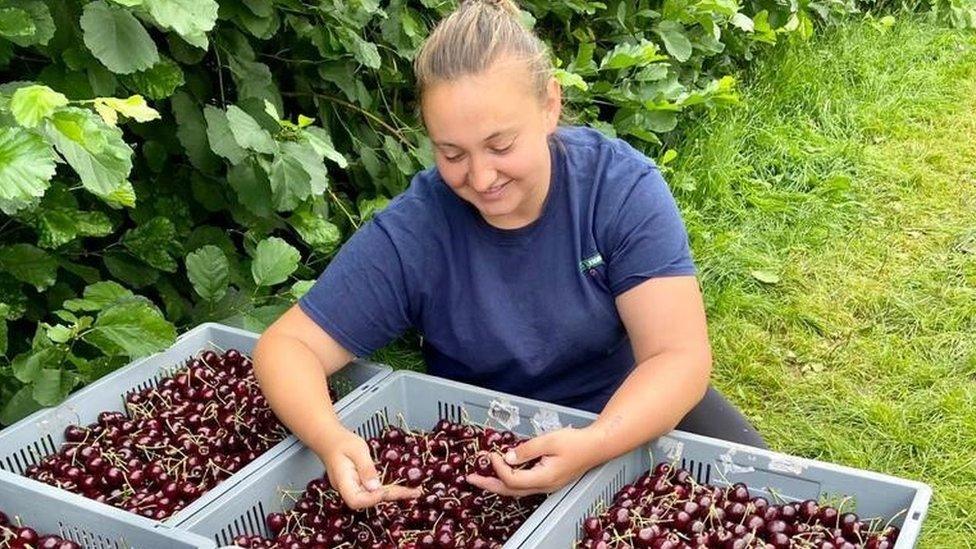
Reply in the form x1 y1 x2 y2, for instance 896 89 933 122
253 0 765 510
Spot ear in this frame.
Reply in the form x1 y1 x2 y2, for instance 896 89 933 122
544 76 562 133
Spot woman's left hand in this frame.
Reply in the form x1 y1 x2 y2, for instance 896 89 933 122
465 426 603 497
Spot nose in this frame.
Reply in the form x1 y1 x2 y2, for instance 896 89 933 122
466 154 497 192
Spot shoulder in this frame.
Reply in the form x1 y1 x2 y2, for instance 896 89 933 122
364 166 458 259
554 125 657 176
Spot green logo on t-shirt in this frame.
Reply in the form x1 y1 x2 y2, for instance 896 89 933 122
579 253 604 272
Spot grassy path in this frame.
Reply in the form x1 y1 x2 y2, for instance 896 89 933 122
374 16 976 547
672 18 976 547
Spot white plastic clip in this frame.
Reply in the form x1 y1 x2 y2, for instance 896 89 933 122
530 409 562 435
659 435 685 461
487 398 521 431
718 448 756 475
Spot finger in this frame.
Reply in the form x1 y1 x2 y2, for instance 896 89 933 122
490 451 552 491
332 461 385 510
348 444 382 491
380 484 423 502
466 473 540 497
505 432 557 465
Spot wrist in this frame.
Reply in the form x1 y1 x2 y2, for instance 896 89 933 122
308 416 347 455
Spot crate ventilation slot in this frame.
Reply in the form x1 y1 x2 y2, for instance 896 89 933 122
358 408 389 439
437 401 463 423
220 501 267 545
681 459 711 484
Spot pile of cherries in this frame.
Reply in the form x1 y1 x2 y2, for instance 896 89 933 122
23 348 319 521
0 510 80 549
577 463 901 549
231 420 546 548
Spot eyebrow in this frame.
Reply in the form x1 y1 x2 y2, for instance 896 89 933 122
433 128 518 148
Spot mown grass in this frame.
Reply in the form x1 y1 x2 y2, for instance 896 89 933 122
372 16 976 547
672 17 976 547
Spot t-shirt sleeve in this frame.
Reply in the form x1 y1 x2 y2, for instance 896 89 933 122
605 166 697 296
297 220 412 357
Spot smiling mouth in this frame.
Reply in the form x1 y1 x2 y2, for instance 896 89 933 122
480 180 512 197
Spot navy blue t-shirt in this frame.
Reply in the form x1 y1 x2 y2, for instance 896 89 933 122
299 126 696 413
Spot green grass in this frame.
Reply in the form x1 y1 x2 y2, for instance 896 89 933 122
372 16 976 547
672 17 976 547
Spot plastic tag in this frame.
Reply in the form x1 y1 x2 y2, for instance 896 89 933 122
530 409 562 435
718 448 756 475
658 435 684 461
487 398 521 431
769 455 806 475
37 405 79 437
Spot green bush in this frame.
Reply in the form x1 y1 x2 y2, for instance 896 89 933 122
0 0 858 424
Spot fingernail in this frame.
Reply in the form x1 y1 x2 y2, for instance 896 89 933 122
505 450 517 464
365 478 381 491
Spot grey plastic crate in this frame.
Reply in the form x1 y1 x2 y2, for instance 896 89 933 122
0 322 391 527
180 370 601 547
523 430 932 548
0 468 215 548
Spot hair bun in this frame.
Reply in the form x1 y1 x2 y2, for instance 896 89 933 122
461 0 520 16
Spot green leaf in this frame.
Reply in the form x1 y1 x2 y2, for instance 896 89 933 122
226 105 276 154
655 21 693 62
32 368 80 406
185 245 229 302
223 302 288 332
0 7 32 39
226 57 282 114
2 1 54 47
227 157 273 217
304 126 348 168
93 95 160 126
0 127 56 210
750 270 781 284
104 252 160 288
10 85 67 127
251 237 299 287
33 206 114 249
12 347 63 384
338 27 381 69
144 0 218 49
171 92 221 174
80 1 159 74
83 298 176 358
554 68 588 91
290 280 314 300
357 196 389 221
730 12 754 32
203 106 247 164
600 41 668 70
289 206 341 254
0 243 57 290
43 107 133 204
122 216 179 272
120 56 184 100
269 141 326 211
45 323 74 343
269 147 311 212
63 281 133 312
0 385 43 426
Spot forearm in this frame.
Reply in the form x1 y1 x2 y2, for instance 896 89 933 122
252 333 344 455
583 349 711 466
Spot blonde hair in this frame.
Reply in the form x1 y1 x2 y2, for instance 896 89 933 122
413 0 553 105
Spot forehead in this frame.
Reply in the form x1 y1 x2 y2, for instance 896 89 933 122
421 57 541 146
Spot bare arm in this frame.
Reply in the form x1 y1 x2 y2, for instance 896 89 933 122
253 304 420 508
586 274 713 462
469 275 712 495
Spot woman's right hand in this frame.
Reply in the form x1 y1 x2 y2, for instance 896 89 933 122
319 427 422 509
